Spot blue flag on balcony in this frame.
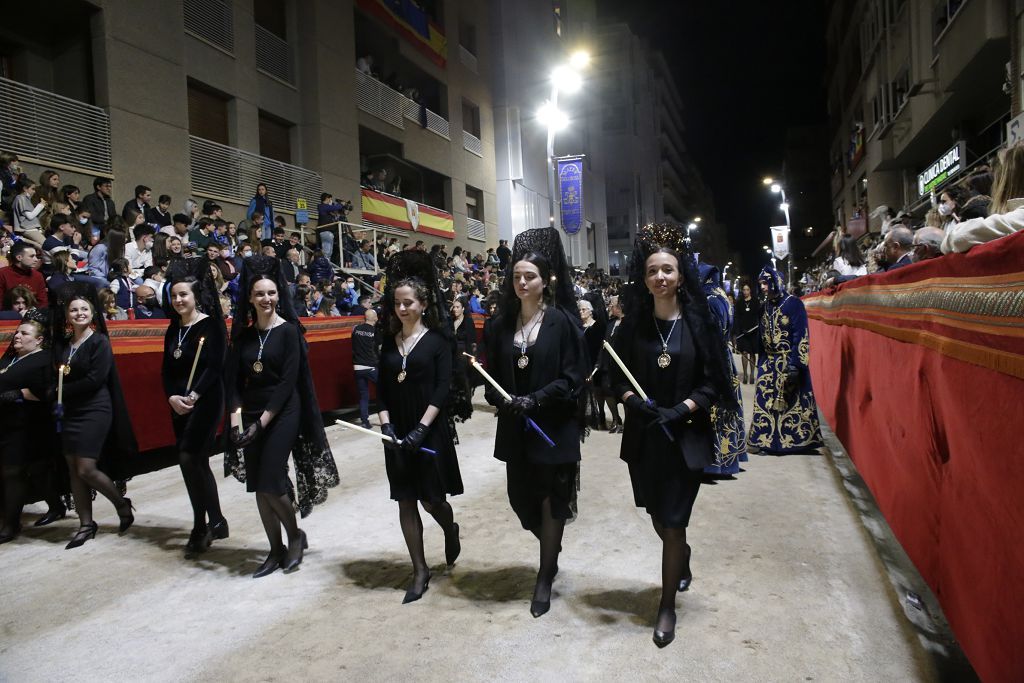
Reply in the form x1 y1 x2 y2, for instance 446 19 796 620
558 157 584 235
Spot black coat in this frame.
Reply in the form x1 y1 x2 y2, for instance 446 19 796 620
610 315 718 471
484 306 586 465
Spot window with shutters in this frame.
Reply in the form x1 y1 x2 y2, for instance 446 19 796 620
184 0 234 53
259 111 292 164
187 80 230 145
254 0 287 39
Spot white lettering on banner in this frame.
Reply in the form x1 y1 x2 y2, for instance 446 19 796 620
917 142 965 196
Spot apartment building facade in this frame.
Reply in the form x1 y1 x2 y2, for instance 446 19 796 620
1 0 499 249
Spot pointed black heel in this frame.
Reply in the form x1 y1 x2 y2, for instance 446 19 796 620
403 571 431 604
445 522 461 568
35 504 67 527
65 521 99 550
117 498 135 533
283 529 307 573
652 608 677 648
253 551 284 578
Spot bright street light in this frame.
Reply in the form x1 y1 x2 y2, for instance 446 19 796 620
552 65 582 93
770 183 782 194
569 50 591 69
694 216 702 223
779 201 790 212
538 101 569 131
688 222 697 231
762 177 774 185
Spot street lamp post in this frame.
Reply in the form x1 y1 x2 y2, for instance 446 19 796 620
540 52 589 233
765 179 794 289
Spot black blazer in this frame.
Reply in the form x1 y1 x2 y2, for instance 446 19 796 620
610 315 718 471
484 306 586 465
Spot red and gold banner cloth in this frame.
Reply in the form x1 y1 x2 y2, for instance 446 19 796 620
356 0 447 68
361 189 455 240
805 230 1024 379
804 231 1024 683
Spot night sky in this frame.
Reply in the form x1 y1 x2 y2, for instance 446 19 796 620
595 0 829 277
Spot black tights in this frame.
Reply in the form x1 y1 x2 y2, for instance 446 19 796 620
178 450 223 530
255 491 298 555
398 498 455 592
528 497 565 604
653 520 690 632
66 455 127 526
1 465 26 535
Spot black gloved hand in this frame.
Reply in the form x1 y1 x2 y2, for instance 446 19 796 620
655 403 689 426
510 394 539 416
381 423 400 450
783 368 801 401
497 397 517 417
0 389 23 404
232 421 263 449
624 394 658 418
402 422 430 452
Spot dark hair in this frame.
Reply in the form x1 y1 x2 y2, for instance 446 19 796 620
61 184 80 201
9 241 37 262
836 235 865 267
133 224 155 239
15 178 34 194
104 226 127 263
124 207 142 224
496 251 553 330
4 284 37 309
92 176 113 191
49 213 71 233
158 194 171 204
134 185 150 198
320 192 332 203
385 277 441 335
172 213 189 224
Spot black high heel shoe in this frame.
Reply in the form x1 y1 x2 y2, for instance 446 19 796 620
65 521 98 550
209 518 230 541
403 571 431 604
34 504 67 527
445 522 461 568
117 498 135 534
283 529 308 573
253 551 284 578
184 527 212 558
652 608 676 648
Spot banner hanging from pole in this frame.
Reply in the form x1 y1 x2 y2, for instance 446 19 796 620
770 225 791 260
558 157 584 235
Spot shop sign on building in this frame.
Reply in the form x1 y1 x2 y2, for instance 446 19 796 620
917 141 966 196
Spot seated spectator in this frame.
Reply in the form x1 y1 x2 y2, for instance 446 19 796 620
123 205 147 240
282 248 301 284
316 296 338 317
141 264 166 306
880 226 915 270
124 224 155 280
831 235 867 277
132 284 166 319
309 249 334 283
163 212 190 239
98 287 127 321
351 239 377 270
294 283 312 316
11 177 47 247
943 145 1024 254
3 284 37 318
45 250 78 299
122 184 151 222
262 227 290 260
147 194 173 228
0 242 47 309
80 176 115 230
108 258 136 309
912 227 945 261
189 217 215 251
239 210 266 246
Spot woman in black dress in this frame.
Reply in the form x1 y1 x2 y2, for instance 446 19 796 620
484 228 586 618
577 298 606 429
225 256 338 578
609 223 737 647
52 284 138 549
162 260 229 557
0 312 62 543
451 295 477 406
377 251 463 603
595 295 624 433
733 281 760 384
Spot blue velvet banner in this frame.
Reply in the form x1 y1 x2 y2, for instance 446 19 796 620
558 157 583 235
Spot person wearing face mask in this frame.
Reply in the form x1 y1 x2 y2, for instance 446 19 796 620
131 285 166 319
124 225 155 281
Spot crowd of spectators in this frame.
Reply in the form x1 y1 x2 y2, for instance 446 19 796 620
804 143 1024 292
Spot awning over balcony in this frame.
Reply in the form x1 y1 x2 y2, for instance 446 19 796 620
361 188 454 239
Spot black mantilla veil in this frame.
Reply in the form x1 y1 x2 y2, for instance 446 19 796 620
50 281 138 473
620 222 739 413
1 307 50 361
163 256 224 323
496 227 580 330
379 250 472 423
223 255 340 517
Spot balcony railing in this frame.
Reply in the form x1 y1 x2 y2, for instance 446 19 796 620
355 69 450 139
459 46 478 74
462 130 483 157
255 24 294 85
189 135 321 215
466 217 486 241
403 100 450 139
0 76 112 174
184 0 234 53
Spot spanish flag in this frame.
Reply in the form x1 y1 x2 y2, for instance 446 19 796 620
361 189 455 240
357 0 448 68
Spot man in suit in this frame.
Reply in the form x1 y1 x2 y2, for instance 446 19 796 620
882 226 915 270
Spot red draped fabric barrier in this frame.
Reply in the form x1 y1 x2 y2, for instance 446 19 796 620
805 232 1024 683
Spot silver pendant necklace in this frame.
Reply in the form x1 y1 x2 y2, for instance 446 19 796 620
254 321 275 374
0 348 41 374
653 314 679 369
516 307 544 369
174 318 197 360
397 326 427 383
